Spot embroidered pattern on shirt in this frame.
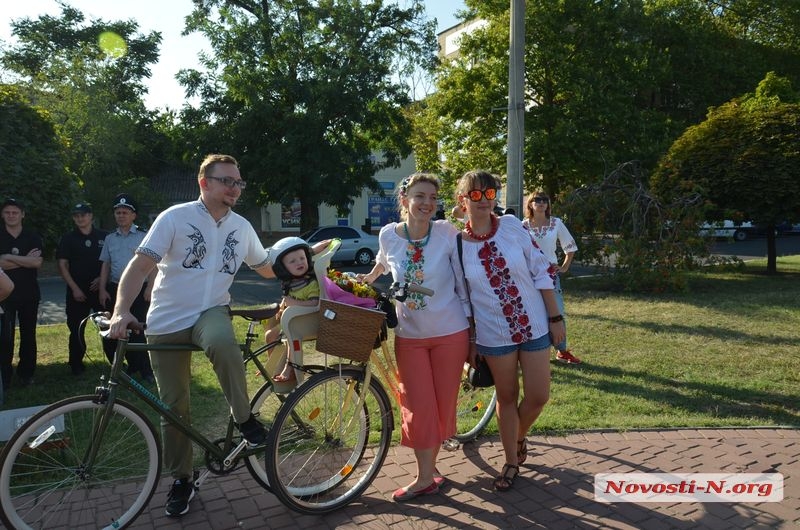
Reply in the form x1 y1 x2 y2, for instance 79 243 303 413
528 217 557 240
219 230 239 275
479 241 532 344
183 223 207 269
528 218 578 254
403 242 427 310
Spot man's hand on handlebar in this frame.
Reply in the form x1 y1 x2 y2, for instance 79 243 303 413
109 311 137 340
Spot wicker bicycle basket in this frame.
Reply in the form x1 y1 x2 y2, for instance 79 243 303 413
316 299 385 363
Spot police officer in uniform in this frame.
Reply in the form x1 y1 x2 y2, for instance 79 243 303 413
0 198 43 389
99 194 154 383
56 202 108 375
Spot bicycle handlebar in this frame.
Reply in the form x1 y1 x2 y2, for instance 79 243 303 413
90 312 146 334
383 281 434 302
404 283 434 297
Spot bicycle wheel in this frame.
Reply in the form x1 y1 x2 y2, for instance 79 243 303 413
262 367 393 515
454 362 497 442
0 396 161 530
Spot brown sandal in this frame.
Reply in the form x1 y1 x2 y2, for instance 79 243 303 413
517 438 528 465
493 463 519 492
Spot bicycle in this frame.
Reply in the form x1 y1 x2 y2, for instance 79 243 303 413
450 365 497 445
0 301 328 530
259 281 444 515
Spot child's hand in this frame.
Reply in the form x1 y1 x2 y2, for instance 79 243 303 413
310 239 331 254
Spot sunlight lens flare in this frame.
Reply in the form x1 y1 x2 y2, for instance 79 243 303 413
98 31 128 58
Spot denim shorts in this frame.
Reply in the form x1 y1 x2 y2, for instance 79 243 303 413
476 333 551 357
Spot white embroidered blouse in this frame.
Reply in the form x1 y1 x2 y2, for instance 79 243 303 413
522 216 578 265
461 215 557 347
375 220 471 339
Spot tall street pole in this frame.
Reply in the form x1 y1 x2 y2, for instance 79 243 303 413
506 0 525 217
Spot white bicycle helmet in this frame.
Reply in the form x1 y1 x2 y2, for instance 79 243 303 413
269 236 313 281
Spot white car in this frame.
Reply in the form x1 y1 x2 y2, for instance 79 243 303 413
699 221 753 241
301 226 379 265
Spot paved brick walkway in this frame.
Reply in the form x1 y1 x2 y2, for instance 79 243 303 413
121 428 798 529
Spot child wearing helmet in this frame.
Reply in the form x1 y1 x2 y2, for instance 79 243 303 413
265 237 320 382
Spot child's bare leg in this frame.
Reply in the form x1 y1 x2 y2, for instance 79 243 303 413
273 344 296 382
264 324 284 368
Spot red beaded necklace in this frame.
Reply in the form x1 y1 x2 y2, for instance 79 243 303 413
465 215 499 241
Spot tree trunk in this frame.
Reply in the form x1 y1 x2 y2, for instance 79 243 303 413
766 225 777 274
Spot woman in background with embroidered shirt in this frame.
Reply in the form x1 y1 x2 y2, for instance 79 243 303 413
360 173 471 502
522 190 581 364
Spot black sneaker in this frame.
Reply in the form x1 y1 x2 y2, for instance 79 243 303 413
165 478 195 517
237 414 267 446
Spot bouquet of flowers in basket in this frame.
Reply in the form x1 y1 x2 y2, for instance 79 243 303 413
324 269 379 308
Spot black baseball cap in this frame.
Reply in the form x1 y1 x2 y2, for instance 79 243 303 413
113 193 137 212
1 198 24 211
72 202 93 214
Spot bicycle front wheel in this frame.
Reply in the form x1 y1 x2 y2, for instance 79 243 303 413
0 396 161 530
454 362 497 442
263 367 393 515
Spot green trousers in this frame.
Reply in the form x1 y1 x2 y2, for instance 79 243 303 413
147 305 250 480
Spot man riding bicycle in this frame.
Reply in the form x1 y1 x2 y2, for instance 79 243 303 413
109 154 294 517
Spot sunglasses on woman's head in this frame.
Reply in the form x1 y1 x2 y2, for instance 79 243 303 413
532 197 549 204
467 188 497 202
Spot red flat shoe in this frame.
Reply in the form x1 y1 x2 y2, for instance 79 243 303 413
555 350 582 364
392 482 439 502
433 469 446 488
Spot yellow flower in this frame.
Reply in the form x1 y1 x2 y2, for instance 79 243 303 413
327 269 379 300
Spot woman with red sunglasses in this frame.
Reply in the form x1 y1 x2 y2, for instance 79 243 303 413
455 170 565 492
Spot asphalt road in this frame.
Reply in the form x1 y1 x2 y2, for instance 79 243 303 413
35 235 800 325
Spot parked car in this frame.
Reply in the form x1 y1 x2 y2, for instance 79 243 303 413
300 226 379 266
699 220 753 241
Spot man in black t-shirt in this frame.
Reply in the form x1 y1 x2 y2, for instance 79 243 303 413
56 203 109 375
0 198 43 389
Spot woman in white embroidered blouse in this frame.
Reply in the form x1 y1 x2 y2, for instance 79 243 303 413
360 173 471 502
522 190 581 364
456 170 565 492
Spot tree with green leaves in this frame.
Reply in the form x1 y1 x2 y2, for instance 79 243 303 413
423 0 800 199
424 0 679 197
0 85 73 252
1 4 171 227
177 0 437 230
652 72 800 274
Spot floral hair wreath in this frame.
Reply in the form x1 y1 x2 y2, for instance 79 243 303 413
398 176 412 196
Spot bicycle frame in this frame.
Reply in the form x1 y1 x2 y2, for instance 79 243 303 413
90 337 273 473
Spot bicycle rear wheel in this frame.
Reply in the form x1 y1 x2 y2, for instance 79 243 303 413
262 367 393 515
0 396 161 530
453 362 497 442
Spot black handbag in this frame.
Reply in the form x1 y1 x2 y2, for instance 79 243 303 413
468 356 494 388
457 233 493 387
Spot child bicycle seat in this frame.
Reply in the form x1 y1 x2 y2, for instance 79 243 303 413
278 239 341 384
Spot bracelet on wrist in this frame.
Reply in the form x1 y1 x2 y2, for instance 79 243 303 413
548 314 564 323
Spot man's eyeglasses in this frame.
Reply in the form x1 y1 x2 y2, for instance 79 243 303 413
532 197 549 204
207 176 247 190
467 188 497 202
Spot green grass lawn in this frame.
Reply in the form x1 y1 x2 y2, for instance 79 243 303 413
2 256 798 441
